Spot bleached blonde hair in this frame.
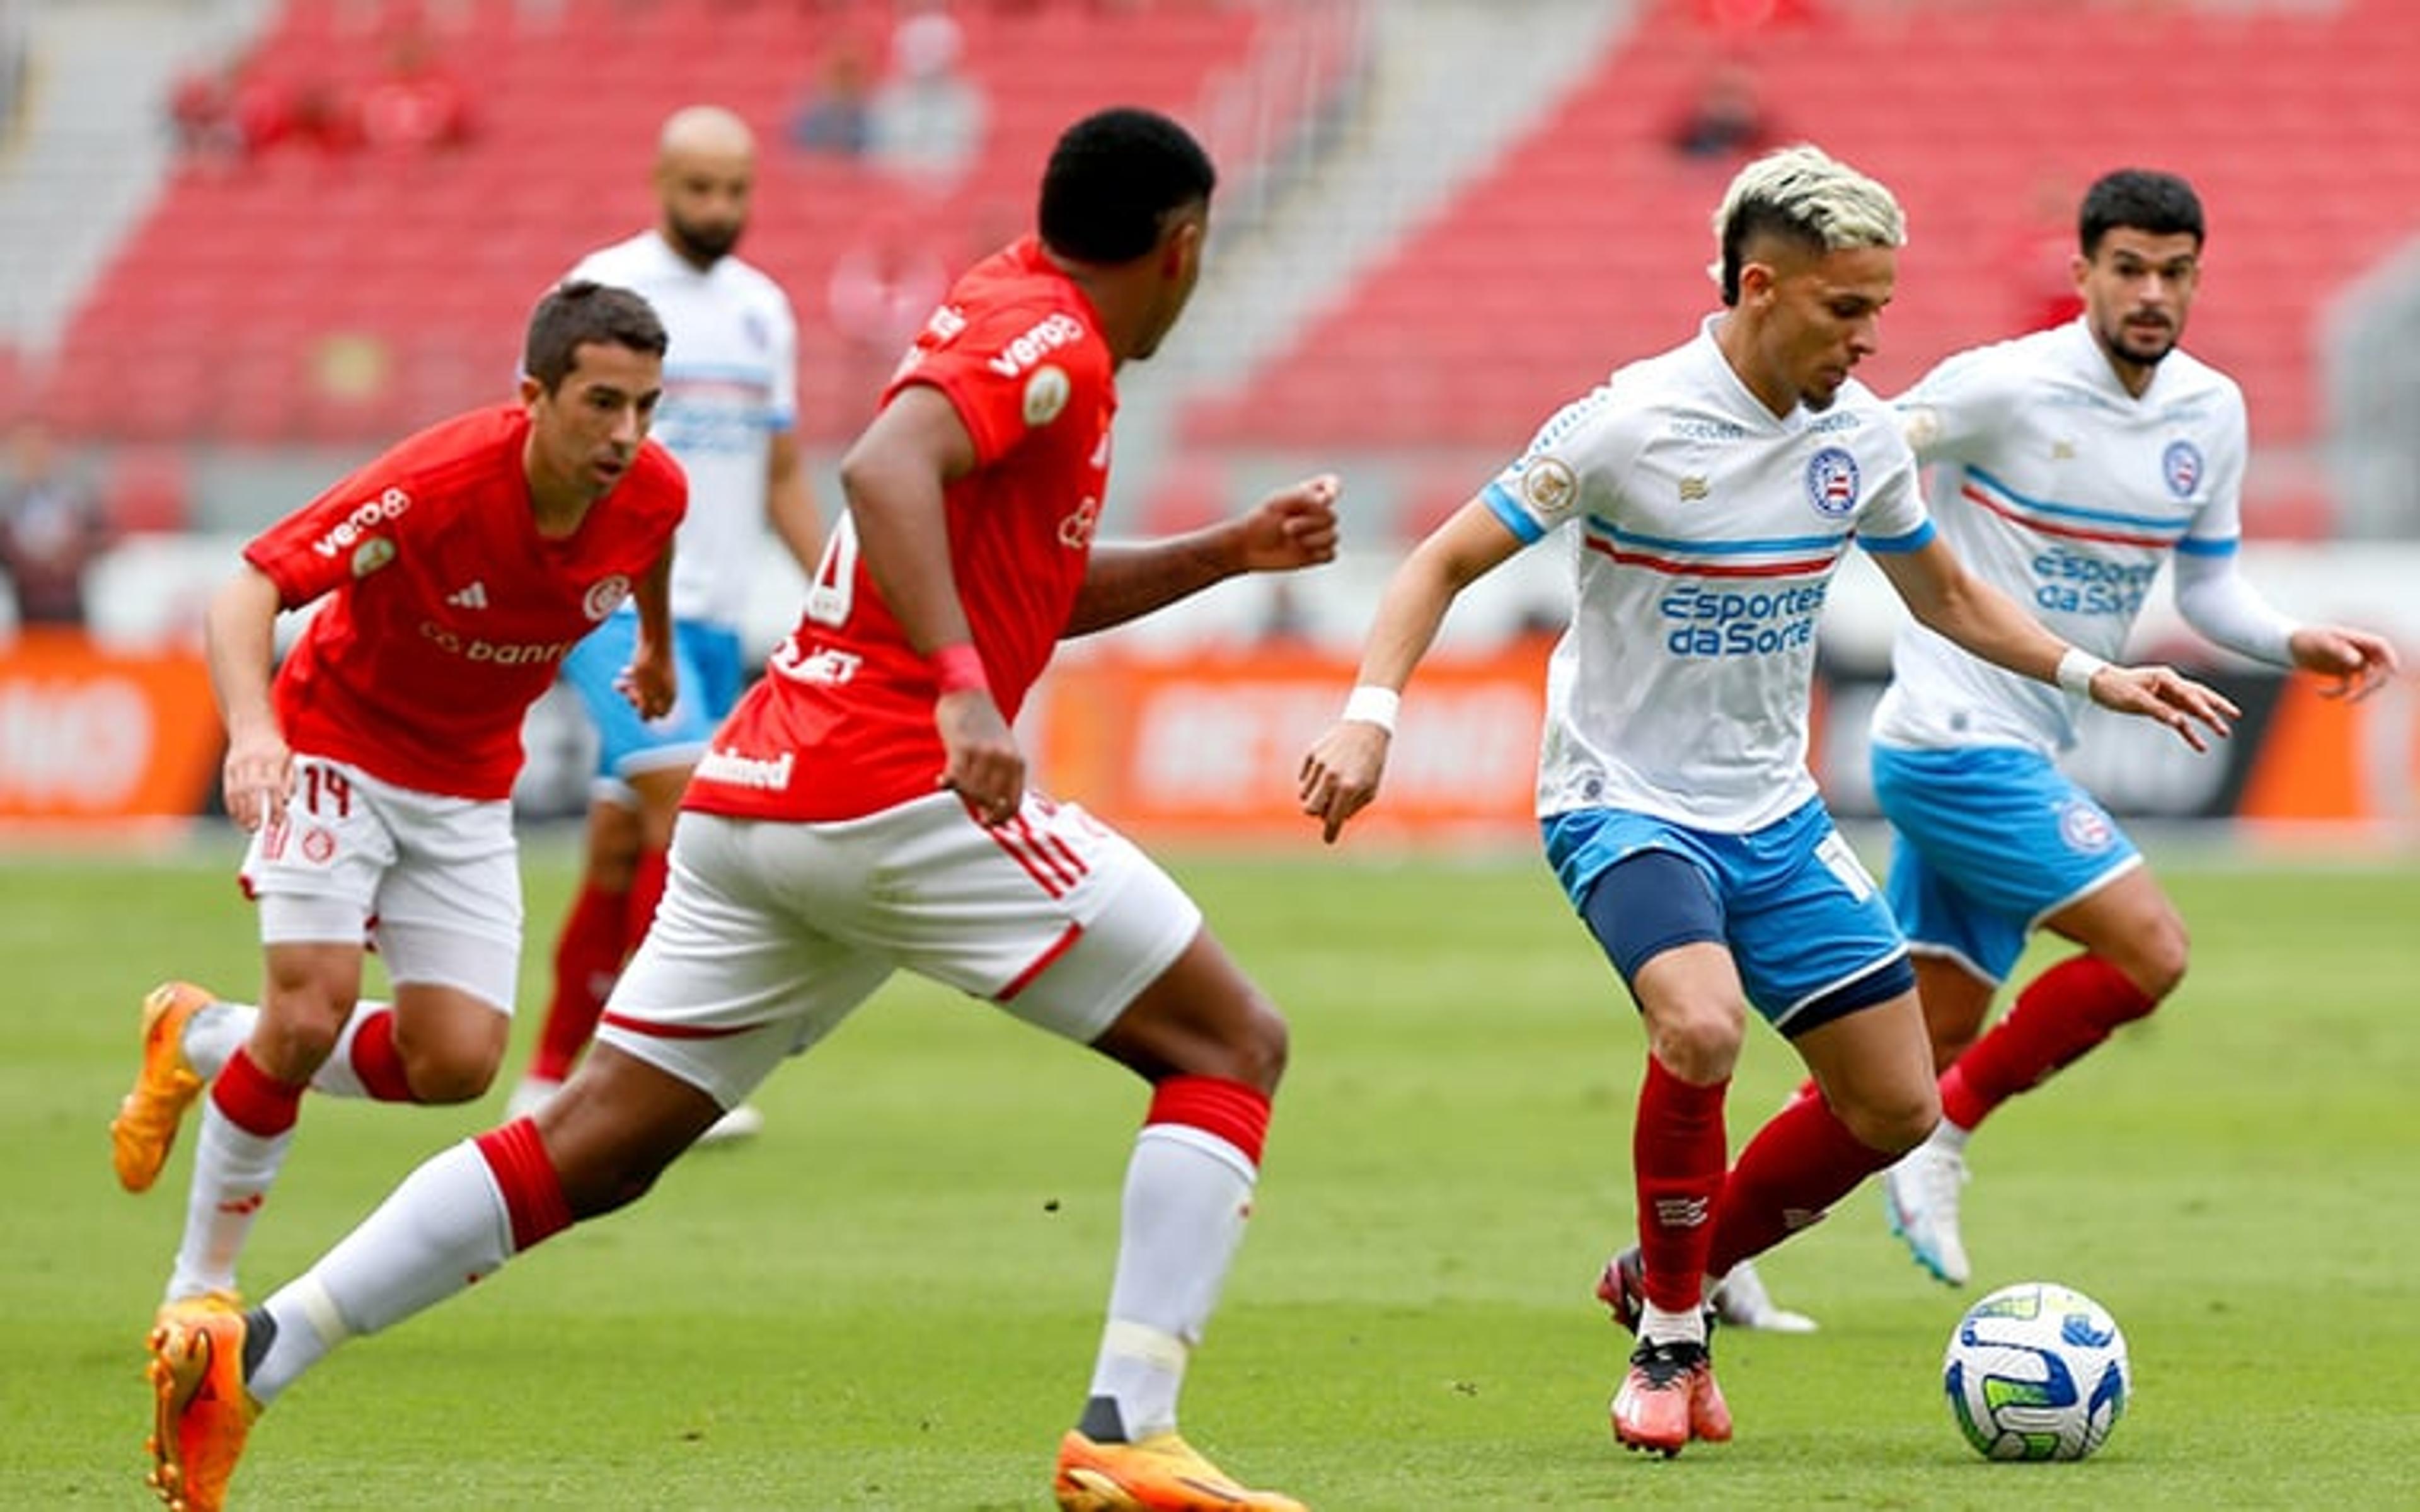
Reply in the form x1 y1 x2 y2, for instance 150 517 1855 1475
1709 144 1906 305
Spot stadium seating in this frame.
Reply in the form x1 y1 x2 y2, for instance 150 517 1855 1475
1184 0 2420 539
43 0 1279 447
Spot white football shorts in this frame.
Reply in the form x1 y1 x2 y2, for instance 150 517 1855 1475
239 753 522 1012
596 789 1203 1109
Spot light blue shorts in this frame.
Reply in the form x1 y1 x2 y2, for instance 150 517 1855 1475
1870 742 2141 987
1541 796 1910 1034
562 612 750 796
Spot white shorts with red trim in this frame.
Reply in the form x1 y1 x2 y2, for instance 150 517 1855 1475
595 789 1202 1109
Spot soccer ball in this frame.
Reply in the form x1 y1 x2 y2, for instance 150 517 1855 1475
1942 1281 2129 1462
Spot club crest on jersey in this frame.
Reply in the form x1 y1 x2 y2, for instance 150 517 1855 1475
1059 496 1100 549
584 575 631 620
1023 364 1070 427
351 537 396 578
1804 446 1860 517
2162 439 2203 498
2058 798 2116 854
1519 455 1578 519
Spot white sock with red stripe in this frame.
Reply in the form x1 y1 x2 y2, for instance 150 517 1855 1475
1080 1076 1268 1441
167 1048 301 1303
178 999 400 1100
250 1120 568 1403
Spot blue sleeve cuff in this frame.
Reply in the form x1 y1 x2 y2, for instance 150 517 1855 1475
1480 481 1548 544
2176 534 2238 558
1857 519 1936 554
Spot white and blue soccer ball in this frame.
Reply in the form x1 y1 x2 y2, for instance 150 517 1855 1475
1942 1281 2129 1462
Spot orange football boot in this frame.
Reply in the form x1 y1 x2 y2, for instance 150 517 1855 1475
112 982 218 1193
1053 1428 1306 1511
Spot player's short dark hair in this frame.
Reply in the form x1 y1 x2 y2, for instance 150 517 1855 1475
1037 106 1216 265
2078 169 2204 256
523 280 669 392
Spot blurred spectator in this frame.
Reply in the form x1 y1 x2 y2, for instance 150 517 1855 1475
826 214 949 403
788 35 875 158
168 54 357 166
0 420 113 631
355 26 476 154
868 1 988 191
1667 57 1772 161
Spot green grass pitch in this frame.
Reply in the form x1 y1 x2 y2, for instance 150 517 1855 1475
6 837 2418 1508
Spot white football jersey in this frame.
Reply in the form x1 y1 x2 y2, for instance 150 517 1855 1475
567 231 800 629
1874 318 2249 754
1486 321 1932 832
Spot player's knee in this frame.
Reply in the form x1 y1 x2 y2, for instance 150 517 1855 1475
2118 916 2189 1005
1836 1080 1939 1157
1647 999 1745 1084
1219 998 1290 1094
254 1008 343 1079
405 1051 500 1104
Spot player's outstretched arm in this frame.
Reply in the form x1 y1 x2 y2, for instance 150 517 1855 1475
1062 472 1342 637
1874 536 2238 750
1300 498 1521 845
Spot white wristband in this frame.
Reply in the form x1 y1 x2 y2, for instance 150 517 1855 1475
2056 648 2109 698
1341 684 1400 734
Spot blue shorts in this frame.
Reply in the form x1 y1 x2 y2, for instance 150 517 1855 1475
1541 796 1911 1034
1870 742 2141 986
562 613 750 799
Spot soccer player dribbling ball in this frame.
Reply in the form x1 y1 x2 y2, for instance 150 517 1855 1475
141 107 1340 1512
1298 144 2238 1458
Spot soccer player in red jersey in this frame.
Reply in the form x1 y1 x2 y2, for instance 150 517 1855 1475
141 109 1338 1512
116 280 685 1512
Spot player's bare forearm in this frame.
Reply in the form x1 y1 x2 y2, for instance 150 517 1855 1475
203 566 284 747
1880 541 2237 748
1880 539 2070 684
1299 512 1504 844
764 430 825 575
204 566 292 830
1064 474 1341 637
633 546 674 648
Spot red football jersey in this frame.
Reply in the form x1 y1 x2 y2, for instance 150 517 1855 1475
245 404 686 799
687 236 1114 822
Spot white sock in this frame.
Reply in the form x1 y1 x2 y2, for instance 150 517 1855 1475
301 1000 394 1099
1928 1118 1972 1154
181 1002 256 1080
166 1099 292 1303
1085 1125 1256 1440
1639 1301 1707 1348
251 1140 516 1403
